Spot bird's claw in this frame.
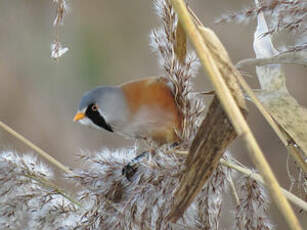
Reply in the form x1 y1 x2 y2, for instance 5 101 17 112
122 163 138 181
122 151 150 181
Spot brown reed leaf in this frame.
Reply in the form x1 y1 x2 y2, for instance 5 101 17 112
168 95 243 222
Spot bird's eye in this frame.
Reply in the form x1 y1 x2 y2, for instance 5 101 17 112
92 104 98 111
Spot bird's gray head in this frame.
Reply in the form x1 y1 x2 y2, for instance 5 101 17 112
74 86 128 133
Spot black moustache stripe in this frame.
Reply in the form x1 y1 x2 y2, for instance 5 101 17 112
85 104 113 133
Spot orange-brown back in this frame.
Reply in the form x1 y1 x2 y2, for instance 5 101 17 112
120 77 182 144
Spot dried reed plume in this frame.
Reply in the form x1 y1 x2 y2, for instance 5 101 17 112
68 148 231 229
51 0 69 59
235 174 273 230
194 152 232 230
216 0 306 51
150 0 204 143
217 0 306 34
0 152 78 229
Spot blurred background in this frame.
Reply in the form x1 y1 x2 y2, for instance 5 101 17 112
0 0 305 228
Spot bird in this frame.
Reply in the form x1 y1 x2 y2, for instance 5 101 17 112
73 76 183 145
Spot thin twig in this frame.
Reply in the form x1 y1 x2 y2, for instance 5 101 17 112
220 159 307 213
196 90 215 95
287 152 296 192
0 120 72 174
229 175 240 206
236 51 307 68
170 1 301 229
25 173 81 207
173 149 307 212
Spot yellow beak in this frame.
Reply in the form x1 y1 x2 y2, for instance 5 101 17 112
73 112 85 122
